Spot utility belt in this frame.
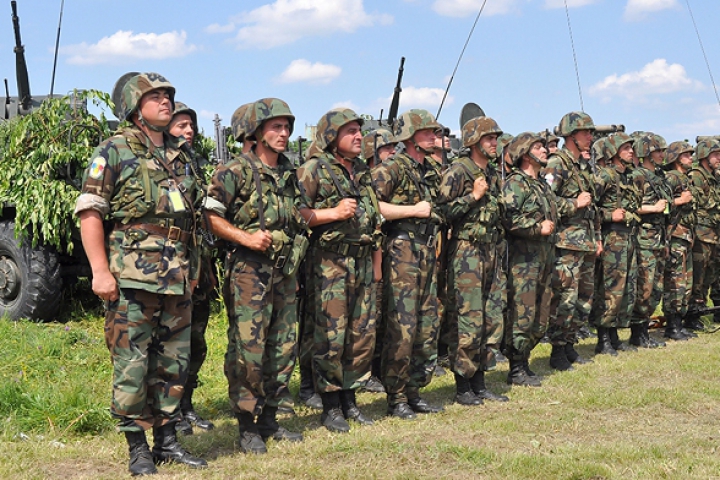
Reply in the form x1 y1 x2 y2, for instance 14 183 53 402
318 241 374 258
229 242 293 270
641 213 666 225
387 220 438 246
453 228 499 245
115 218 193 243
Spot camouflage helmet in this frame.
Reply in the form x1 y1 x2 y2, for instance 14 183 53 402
497 133 514 151
120 72 175 122
591 138 607 164
315 108 364 152
695 138 720 161
557 111 596 137
230 103 253 142
172 102 197 134
654 133 668 150
245 98 295 142
604 132 634 159
461 116 503 148
665 140 694 166
507 131 544 166
633 133 662 159
394 109 441 143
540 131 560 146
362 128 395 161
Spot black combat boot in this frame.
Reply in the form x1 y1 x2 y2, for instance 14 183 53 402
470 369 508 402
564 342 592 364
340 390 374 425
609 327 637 351
507 350 542 387
629 323 644 347
594 327 618 356
664 314 689 341
125 431 157 476
179 387 214 432
454 372 482 405
549 344 574 371
320 391 350 433
256 405 304 442
236 411 267 454
407 388 444 414
683 316 705 332
151 423 207 468
299 366 322 410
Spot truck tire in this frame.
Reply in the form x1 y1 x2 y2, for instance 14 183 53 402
0 220 62 321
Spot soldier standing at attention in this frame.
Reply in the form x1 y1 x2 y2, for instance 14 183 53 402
594 133 643 355
437 116 509 405
502 132 580 387
542 112 598 371
627 134 670 348
662 141 696 340
75 73 207 475
296 108 383 432
205 99 307 454
373 109 445 419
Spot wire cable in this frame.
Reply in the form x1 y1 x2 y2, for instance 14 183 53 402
685 0 720 109
564 0 584 111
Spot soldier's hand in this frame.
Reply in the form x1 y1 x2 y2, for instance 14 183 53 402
472 177 488 201
612 208 626 222
414 201 432 218
92 269 118 302
540 219 555 236
679 190 693 204
246 229 273 252
335 198 358 220
655 199 668 213
576 192 592 209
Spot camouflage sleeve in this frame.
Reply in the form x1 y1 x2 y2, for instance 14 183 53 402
205 160 243 217
372 160 400 202
595 169 614 223
501 175 541 239
553 191 577 219
436 165 475 223
77 138 124 207
296 159 321 210
542 156 565 194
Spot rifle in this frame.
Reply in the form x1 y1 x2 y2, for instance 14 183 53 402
214 114 230 165
685 305 720 322
386 57 405 130
11 1 31 113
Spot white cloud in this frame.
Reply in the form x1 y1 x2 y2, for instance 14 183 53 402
230 0 392 49
624 0 679 21
60 30 196 65
331 100 360 111
205 23 235 34
544 0 600 8
432 0 518 17
400 86 452 108
589 59 703 100
277 59 342 85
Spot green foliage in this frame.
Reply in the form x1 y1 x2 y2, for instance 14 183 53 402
0 90 114 253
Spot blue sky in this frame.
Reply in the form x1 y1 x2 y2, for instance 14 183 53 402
2 0 719 144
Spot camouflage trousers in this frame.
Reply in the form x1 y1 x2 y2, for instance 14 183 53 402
382 236 439 405
104 288 192 432
691 239 719 311
223 254 297 415
663 237 693 316
547 249 595 346
506 239 554 355
632 246 665 324
445 239 504 378
595 229 637 328
310 247 376 392
188 255 218 388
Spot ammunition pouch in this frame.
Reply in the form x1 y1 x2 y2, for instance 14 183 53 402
281 234 309 278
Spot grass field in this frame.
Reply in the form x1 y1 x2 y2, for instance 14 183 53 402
2 298 720 480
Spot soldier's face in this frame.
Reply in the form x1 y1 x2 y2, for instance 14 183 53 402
412 128 437 151
169 113 194 144
434 131 451 151
618 143 635 163
138 89 172 127
708 151 720 169
261 117 291 152
547 141 559 154
336 121 363 158
678 152 693 168
479 134 498 157
530 141 547 164
378 143 397 161
572 130 593 152
650 150 665 166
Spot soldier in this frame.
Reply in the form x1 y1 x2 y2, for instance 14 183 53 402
373 109 444 419
231 103 255 154
75 73 207 475
687 138 720 325
502 132 581 387
663 141 696 339
205 98 307 454
296 108 383 432
594 133 643 355
363 128 397 167
167 102 217 435
627 134 670 348
437 116 509 405
541 131 561 155
542 112 599 371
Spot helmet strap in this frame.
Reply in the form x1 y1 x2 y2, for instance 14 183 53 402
137 111 169 133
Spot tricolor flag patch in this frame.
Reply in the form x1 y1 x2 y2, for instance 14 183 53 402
89 157 106 179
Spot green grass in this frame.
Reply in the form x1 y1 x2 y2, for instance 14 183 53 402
2 303 720 479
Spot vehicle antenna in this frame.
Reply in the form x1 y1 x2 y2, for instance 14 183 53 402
685 0 720 109
49 0 65 98
564 0 584 111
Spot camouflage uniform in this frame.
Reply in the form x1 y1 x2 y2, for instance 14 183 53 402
373 109 444 410
296 109 382 430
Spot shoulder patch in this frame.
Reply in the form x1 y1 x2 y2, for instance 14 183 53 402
88 157 106 179
544 173 555 187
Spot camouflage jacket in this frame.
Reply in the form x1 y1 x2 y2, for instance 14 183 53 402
595 165 642 226
542 148 601 251
437 156 503 243
204 150 307 253
372 152 443 230
688 165 720 244
74 125 199 295
501 169 575 242
297 152 382 247
629 166 672 250
664 169 696 242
